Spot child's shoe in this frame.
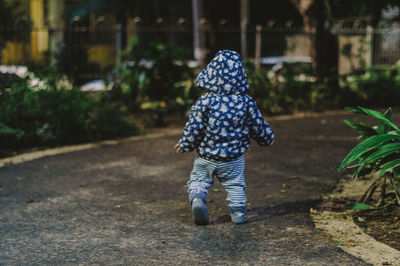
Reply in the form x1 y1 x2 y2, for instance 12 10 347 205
191 198 209 225
231 211 247 224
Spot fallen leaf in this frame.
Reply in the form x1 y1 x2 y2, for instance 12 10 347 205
344 202 373 210
333 240 343 246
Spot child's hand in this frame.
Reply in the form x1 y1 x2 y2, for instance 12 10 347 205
174 143 184 153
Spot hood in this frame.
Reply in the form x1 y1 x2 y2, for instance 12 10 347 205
196 50 250 94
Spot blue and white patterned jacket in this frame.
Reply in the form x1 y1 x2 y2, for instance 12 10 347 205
179 50 274 161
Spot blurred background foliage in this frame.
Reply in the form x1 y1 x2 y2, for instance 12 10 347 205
1 35 400 154
0 0 400 153
247 63 400 115
0 71 138 156
110 37 200 126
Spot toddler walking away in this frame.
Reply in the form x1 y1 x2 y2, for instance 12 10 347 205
175 50 275 225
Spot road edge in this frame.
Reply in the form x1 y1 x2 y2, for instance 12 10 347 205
0 110 350 168
311 177 400 265
0 129 182 168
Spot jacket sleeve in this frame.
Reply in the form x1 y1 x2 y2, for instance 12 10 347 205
247 97 275 146
178 96 208 152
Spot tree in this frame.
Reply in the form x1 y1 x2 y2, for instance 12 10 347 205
290 0 338 82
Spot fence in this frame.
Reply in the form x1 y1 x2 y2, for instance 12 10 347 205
1 23 399 83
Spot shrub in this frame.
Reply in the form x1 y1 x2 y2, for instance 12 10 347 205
247 69 329 114
111 37 200 125
247 65 400 115
338 107 400 206
0 73 139 153
339 66 400 107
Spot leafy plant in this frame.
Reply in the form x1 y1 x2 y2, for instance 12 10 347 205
247 65 400 115
111 37 199 125
247 68 331 114
339 66 400 107
338 106 400 206
0 72 138 154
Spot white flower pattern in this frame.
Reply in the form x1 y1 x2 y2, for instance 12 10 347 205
179 50 274 160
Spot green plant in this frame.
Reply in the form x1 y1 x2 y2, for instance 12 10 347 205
112 37 199 125
246 65 400 115
338 106 400 206
247 68 331 114
339 66 400 107
28 64 73 91
0 72 138 153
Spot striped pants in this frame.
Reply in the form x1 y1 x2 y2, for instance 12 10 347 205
187 156 247 213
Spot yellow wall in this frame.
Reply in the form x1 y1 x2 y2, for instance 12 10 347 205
30 0 48 62
2 0 117 69
88 45 116 70
1 42 29 65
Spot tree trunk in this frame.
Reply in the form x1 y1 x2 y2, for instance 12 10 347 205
291 0 338 83
240 0 249 59
192 0 206 67
117 10 128 50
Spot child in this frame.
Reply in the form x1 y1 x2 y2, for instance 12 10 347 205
175 50 274 225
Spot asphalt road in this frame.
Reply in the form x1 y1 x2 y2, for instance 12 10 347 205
0 113 375 265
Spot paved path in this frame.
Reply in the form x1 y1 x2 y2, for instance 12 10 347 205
0 113 376 265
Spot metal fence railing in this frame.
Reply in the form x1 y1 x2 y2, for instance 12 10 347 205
1 24 399 81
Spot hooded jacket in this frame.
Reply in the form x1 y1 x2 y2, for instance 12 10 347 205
179 50 274 161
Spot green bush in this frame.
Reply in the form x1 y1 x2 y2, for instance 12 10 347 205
338 107 400 206
0 75 139 152
339 66 400 107
247 65 400 115
111 37 200 125
247 69 328 114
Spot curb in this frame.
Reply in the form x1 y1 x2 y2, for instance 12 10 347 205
311 177 400 265
0 129 182 168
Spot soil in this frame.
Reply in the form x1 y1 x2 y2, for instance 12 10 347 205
316 174 400 253
313 175 400 265
353 202 400 251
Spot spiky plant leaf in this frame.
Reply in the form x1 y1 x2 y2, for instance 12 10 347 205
338 134 399 170
343 120 378 138
379 158 400 177
377 107 393 134
345 106 363 114
354 143 400 166
358 107 400 131
352 165 375 179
